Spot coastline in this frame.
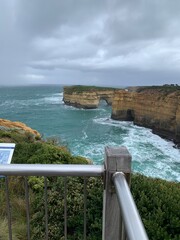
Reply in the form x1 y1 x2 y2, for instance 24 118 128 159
0 85 179 182
63 85 180 148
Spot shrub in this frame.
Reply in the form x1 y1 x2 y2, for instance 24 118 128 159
131 174 180 240
0 128 179 239
29 174 180 240
30 176 103 240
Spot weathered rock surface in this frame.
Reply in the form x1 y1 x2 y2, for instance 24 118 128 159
63 86 115 109
0 118 41 137
112 88 180 145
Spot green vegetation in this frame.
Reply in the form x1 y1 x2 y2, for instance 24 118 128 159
0 127 180 239
64 85 118 94
131 174 180 240
0 128 90 240
137 84 180 93
31 177 103 240
64 84 180 95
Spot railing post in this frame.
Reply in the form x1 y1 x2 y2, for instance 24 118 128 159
102 146 131 240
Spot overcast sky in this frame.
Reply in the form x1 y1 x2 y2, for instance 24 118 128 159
0 0 180 86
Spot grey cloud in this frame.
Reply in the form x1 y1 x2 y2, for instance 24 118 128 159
1 0 180 86
0 1 28 85
16 0 105 37
105 0 180 43
37 67 180 87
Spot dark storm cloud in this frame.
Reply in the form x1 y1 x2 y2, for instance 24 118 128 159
105 0 180 43
0 1 29 85
0 0 180 86
16 0 105 37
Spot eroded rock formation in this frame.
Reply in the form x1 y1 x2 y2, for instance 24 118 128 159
63 85 180 145
0 118 41 137
112 88 180 145
63 86 115 109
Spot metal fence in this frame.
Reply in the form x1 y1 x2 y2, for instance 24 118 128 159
0 146 149 240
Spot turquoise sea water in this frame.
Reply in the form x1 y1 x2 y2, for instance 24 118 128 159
0 85 179 181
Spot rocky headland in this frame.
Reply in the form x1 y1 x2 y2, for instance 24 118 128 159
63 85 180 146
112 86 180 146
63 85 116 109
0 118 41 139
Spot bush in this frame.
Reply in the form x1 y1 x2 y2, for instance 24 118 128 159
0 127 179 239
30 176 103 240
29 173 180 240
12 142 88 165
131 174 180 240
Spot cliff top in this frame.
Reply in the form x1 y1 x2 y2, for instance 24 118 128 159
0 118 41 138
136 85 180 94
64 85 118 94
64 85 180 95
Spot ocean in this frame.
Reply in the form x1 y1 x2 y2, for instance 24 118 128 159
0 85 179 182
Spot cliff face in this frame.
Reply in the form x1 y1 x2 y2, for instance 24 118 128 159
63 86 115 109
112 89 180 144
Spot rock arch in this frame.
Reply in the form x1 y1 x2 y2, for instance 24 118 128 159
98 96 112 106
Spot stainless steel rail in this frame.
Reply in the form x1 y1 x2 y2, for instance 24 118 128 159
5 177 12 240
0 147 149 240
113 172 149 240
0 164 104 176
0 164 104 240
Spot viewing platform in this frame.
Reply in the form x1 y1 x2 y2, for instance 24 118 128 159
0 146 148 240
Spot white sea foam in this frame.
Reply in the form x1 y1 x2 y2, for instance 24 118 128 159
1 86 179 182
42 93 63 105
93 117 133 128
1 93 63 107
82 130 88 140
94 117 180 160
72 142 106 164
92 116 180 181
64 106 106 111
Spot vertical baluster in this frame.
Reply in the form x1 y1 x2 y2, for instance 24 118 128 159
64 177 67 240
121 221 126 240
44 177 48 240
119 213 126 240
5 176 12 240
119 212 122 240
24 177 30 240
83 177 87 240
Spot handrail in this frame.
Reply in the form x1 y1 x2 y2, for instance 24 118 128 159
0 146 149 240
0 164 104 176
113 172 149 240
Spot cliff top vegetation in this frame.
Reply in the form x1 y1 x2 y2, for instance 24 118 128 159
64 85 118 94
64 84 180 95
137 84 180 93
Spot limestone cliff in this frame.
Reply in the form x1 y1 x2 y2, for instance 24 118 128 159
63 86 115 109
0 118 41 137
112 87 180 145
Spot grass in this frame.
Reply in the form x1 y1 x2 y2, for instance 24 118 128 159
0 177 27 240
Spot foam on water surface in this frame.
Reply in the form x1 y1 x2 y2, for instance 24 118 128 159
0 85 179 182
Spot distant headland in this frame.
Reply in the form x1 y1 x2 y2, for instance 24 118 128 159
63 84 180 147
63 85 117 109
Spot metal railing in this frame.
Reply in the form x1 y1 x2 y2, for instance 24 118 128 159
0 146 149 240
113 172 148 240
